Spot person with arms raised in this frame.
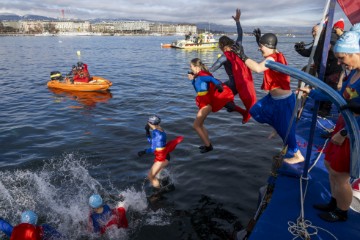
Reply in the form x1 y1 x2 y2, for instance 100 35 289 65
209 8 256 124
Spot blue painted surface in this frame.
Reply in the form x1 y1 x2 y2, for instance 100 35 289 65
250 99 360 239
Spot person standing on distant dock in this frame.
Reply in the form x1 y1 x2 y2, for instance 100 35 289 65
209 8 256 124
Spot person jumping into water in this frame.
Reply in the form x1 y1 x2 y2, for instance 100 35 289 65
209 8 256 124
88 194 128 234
138 115 183 188
188 58 236 153
232 29 304 164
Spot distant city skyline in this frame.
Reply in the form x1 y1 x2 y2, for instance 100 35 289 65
0 0 352 29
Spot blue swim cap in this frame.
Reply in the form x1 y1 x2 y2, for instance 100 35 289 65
148 115 161 125
21 210 38 225
334 31 360 54
89 194 103 208
350 23 360 33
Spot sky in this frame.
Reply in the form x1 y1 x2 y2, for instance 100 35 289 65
0 0 352 28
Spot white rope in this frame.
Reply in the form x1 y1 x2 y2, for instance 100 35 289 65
287 177 338 240
307 138 329 173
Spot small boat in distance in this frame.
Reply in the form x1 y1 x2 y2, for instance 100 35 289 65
47 76 112 92
160 43 172 48
171 32 218 49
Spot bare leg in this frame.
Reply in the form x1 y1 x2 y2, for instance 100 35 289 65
148 160 169 188
324 161 336 196
193 105 212 146
330 168 352 211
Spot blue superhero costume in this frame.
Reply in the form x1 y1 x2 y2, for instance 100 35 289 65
0 218 13 237
145 130 167 154
143 129 183 162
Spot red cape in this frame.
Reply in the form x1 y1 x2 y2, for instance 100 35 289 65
223 51 256 111
197 71 234 112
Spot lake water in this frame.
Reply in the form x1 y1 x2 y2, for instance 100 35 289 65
0 34 311 239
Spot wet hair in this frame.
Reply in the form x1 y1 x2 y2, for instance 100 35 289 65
190 58 209 72
218 36 235 51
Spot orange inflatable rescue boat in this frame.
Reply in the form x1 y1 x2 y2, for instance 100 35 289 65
47 76 112 92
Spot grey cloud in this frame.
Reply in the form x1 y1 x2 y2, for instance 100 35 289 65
0 0 351 27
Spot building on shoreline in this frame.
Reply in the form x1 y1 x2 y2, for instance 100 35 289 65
0 19 197 35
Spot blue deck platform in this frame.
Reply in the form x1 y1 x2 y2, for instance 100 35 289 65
249 101 360 240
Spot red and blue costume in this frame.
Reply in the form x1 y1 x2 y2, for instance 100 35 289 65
310 69 360 172
10 223 42 240
192 70 234 112
89 204 128 234
249 52 299 156
145 129 183 162
6 223 61 240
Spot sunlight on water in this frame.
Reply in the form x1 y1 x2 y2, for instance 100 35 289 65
0 153 172 239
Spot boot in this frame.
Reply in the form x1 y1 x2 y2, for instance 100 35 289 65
200 144 213 153
313 197 337 212
319 208 348 222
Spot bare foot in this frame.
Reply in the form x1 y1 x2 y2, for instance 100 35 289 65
284 151 305 164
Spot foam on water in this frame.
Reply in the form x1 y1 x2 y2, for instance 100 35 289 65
0 153 173 239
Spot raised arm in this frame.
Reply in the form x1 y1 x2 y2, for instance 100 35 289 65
232 8 243 45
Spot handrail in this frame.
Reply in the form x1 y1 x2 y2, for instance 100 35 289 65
265 60 360 178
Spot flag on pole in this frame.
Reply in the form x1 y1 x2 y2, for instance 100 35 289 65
337 0 360 25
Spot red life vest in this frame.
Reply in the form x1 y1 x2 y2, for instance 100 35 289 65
262 52 291 91
10 223 42 240
74 63 91 83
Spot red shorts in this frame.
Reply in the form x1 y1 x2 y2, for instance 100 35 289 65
153 136 184 162
196 94 211 110
324 115 350 173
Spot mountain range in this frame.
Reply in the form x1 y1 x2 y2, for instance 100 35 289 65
0 13 310 35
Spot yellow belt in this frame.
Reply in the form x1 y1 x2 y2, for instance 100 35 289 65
156 147 165 151
197 91 208 96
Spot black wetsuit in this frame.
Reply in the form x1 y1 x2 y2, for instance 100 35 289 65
209 21 243 95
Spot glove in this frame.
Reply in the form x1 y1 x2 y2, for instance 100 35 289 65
215 84 223 93
138 150 146 157
294 42 305 52
231 44 248 62
253 28 261 46
145 124 151 138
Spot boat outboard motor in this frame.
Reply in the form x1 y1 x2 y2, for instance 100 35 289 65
50 71 63 81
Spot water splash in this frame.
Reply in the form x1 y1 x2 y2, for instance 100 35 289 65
0 153 174 239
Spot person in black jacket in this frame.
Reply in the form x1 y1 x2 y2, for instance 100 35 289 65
294 23 343 117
